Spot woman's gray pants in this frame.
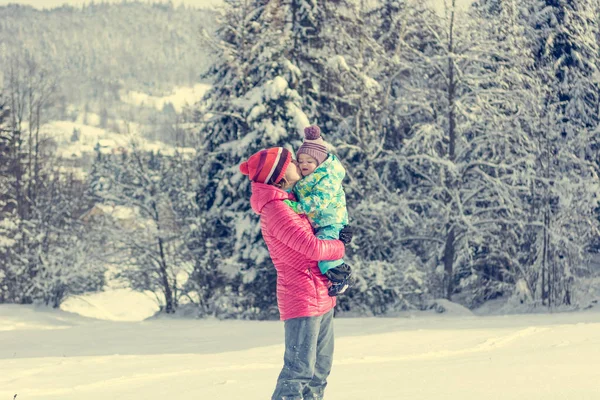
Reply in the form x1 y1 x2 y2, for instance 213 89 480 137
271 309 335 400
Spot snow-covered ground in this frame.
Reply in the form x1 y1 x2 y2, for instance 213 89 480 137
41 83 207 165
61 289 160 322
2 300 600 400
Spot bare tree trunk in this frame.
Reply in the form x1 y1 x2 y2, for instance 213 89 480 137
290 0 299 71
34 100 42 200
8 63 27 222
541 122 553 307
447 2 456 162
443 0 457 300
152 201 174 313
523 179 537 298
541 207 550 306
157 235 174 314
443 226 456 299
27 71 34 208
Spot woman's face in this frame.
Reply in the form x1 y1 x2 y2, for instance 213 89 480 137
283 159 302 186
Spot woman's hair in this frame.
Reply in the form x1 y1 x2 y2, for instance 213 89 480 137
272 177 289 189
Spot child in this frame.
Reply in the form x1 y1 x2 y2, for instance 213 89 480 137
284 125 352 296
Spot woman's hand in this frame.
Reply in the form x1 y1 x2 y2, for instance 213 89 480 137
338 226 353 245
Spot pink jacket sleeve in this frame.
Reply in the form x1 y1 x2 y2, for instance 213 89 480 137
263 201 345 261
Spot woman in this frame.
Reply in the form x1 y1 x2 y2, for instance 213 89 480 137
239 147 352 400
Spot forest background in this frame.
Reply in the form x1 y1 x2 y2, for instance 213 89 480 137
2 0 600 319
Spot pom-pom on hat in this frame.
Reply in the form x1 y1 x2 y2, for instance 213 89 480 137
239 147 292 184
296 125 328 165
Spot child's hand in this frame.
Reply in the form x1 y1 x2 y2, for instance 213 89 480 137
283 199 302 214
339 225 353 244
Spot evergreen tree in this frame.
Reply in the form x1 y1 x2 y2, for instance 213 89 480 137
268 0 367 128
29 168 104 308
325 1 431 313
384 0 545 305
523 0 600 306
186 0 311 318
0 91 103 305
372 0 408 54
532 0 600 137
0 96 19 303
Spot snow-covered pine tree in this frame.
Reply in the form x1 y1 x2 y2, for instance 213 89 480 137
386 0 545 306
330 1 452 313
532 0 600 138
28 166 104 308
463 0 549 306
271 0 367 129
0 72 103 306
314 1 431 313
370 0 442 152
521 0 600 307
186 0 312 318
197 0 416 316
372 0 408 54
0 55 47 304
0 95 20 303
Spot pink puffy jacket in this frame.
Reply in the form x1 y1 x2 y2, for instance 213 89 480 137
250 182 345 321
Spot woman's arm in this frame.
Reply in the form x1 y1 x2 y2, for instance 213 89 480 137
263 201 345 261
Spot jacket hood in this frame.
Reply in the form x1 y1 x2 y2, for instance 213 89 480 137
250 182 294 214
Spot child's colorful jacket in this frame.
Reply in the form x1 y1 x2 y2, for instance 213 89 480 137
293 154 348 229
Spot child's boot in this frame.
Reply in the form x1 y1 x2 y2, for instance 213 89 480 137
326 263 352 297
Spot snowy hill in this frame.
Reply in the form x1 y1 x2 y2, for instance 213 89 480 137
121 83 211 113
60 289 160 321
1 304 599 399
41 118 196 178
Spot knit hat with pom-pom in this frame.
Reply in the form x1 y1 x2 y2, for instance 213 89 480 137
239 147 292 184
296 125 328 165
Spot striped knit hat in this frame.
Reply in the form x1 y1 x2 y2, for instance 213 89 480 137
296 125 328 165
239 147 292 185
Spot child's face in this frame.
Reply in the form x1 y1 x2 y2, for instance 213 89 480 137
298 153 319 176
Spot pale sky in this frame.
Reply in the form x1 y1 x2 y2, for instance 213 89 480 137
0 0 223 9
0 0 475 12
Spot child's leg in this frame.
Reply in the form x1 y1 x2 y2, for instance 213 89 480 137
316 225 345 275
